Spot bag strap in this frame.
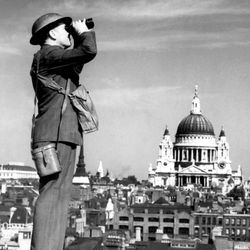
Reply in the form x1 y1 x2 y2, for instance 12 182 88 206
55 78 70 149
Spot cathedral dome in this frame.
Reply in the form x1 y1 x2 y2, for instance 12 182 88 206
176 113 215 136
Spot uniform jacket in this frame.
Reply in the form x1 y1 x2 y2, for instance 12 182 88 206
31 31 97 146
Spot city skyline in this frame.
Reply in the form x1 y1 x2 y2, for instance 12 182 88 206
0 0 250 179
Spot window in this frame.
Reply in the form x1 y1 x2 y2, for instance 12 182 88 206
195 217 199 225
179 227 189 235
148 217 159 222
225 218 229 225
148 226 158 233
231 229 235 235
134 217 144 222
207 217 211 225
202 217 206 225
212 217 216 225
242 219 246 226
119 216 129 221
242 229 246 235
225 229 229 235
163 210 174 214
218 218 222 226
163 218 174 223
236 229 240 236
119 225 129 230
179 219 189 224
236 219 241 226
163 227 173 234
231 218 235 226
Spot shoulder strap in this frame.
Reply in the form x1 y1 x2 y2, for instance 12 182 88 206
55 78 70 149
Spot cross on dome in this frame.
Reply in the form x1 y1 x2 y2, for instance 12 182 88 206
191 85 201 114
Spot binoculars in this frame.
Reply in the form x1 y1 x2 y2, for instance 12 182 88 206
85 18 94 29
66 18 94 33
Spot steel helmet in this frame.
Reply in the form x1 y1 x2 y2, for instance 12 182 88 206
30 13 72 45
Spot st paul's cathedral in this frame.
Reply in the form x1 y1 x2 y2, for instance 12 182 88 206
148 86 242 194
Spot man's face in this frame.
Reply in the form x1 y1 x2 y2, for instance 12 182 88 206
52 23 71 48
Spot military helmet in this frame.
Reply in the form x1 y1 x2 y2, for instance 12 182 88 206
30 13 72 45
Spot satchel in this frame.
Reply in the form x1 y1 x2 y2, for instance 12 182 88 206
69 84 99 134
31 144 61 177
35 73 99 134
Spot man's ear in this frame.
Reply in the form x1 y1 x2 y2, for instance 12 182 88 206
48 29 56 40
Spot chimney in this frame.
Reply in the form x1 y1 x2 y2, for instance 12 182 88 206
135 227 141 241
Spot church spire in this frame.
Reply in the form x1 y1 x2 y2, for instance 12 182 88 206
191 85 201 115
74 145 87 177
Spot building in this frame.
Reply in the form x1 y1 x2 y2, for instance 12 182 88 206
112 199 194 241
148 86 241 194
0 163 38 180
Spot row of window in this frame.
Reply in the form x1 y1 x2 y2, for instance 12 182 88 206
195 216 222 225
225 228 246 236
195 216 248 227
225 218 246 226
118 225 189 235
119 216 189 224
132 209 175 214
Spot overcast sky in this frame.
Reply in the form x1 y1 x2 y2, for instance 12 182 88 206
0 0 250 180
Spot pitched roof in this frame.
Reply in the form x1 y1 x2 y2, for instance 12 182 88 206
10 207 32 224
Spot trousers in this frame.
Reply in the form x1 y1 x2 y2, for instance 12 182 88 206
30 142 77 250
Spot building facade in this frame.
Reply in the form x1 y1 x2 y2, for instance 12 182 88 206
148 87 241 194
0 163 38 180
112 203 194 241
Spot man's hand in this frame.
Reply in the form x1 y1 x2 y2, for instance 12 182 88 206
72 19 90 34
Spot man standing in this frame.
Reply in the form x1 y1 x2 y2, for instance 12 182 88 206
29 13 97 250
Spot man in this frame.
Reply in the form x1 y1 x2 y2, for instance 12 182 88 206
29 13 97 250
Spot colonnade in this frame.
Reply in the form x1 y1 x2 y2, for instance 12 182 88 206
174 148 216 163
177 175 210 187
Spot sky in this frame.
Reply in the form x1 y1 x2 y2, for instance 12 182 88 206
0 0 250 180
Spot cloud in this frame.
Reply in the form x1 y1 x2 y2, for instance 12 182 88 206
76 0 250 20
92 83 181 110
0 44 22 55
24 0 250 21
99 27 250 51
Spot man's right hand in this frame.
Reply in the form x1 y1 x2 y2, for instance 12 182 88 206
72 19 90 34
